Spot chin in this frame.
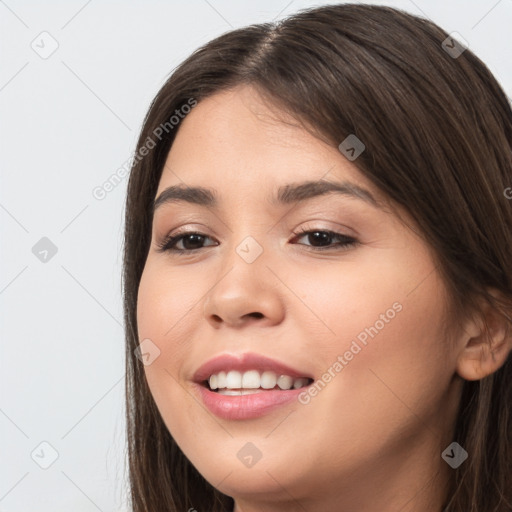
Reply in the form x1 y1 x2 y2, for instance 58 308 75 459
182 438 313 499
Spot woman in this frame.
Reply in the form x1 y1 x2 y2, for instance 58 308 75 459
123 3 512 511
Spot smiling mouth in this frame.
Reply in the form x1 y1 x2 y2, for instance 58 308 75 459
203 369 314 395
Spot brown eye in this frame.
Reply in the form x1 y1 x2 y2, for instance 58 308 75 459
292 229 357 251
156 232 218 253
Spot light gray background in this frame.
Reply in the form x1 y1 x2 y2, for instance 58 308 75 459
1 1 511 510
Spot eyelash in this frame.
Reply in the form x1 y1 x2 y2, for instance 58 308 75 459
156 227 358 254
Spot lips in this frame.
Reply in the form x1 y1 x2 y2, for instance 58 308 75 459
192 352 314 384
191 352 315 420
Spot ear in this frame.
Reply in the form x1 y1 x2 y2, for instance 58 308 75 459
456 291 512 381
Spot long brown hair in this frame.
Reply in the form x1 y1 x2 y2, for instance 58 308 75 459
122 4 512 511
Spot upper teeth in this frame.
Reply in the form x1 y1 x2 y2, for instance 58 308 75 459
208 370 309 391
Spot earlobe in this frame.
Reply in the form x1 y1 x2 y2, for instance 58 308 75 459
456 295 512 381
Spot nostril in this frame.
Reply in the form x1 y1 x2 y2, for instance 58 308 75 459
247 312 263 319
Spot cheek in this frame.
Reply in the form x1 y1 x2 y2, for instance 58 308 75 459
136 263 198 424
325 276 451 428
297 257 452 418
311 252 450 363
136 262 201 352
290 257 409 359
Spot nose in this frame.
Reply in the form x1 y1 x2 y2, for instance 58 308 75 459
202 251 286 329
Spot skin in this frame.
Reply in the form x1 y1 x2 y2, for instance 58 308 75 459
136 85 512 512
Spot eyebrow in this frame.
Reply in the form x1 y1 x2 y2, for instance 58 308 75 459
153 180 381 213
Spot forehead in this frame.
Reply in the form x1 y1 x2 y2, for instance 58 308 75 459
157 86 379 201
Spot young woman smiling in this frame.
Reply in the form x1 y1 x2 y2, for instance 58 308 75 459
123 4 512 511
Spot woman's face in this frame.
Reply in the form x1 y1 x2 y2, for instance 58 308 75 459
137 85 461 510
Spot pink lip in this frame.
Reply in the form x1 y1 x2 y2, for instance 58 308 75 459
192 352 313 383
191 352 314 420
195 384 307 420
